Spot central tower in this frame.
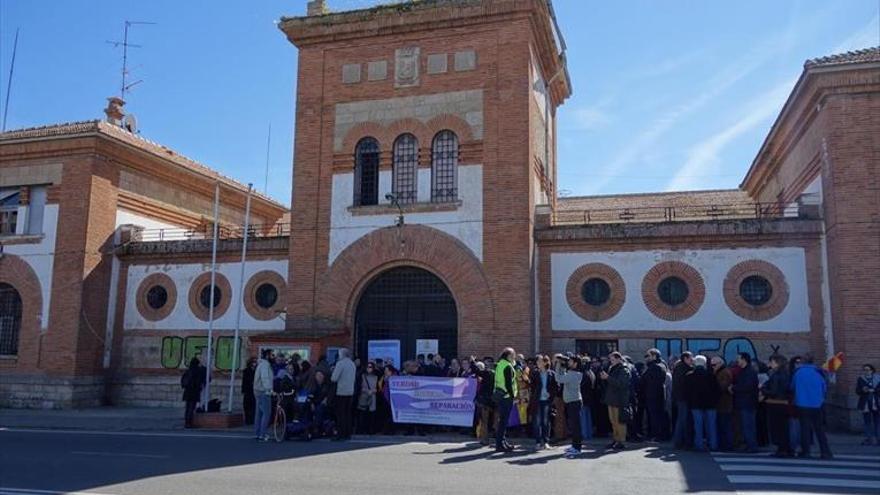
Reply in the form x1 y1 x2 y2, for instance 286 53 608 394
279 0 570 358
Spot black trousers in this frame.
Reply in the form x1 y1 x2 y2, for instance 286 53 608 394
495 397 513 448
646 400 668 440
766 403 791 454
243 394 256 425
184 400 198 427
565 400 583 451
335 395 354 439
798 406 831 456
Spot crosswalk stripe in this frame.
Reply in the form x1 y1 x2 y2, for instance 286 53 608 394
726 475 880 489
711 452 880 462
0 489 115 495
719 464 880 477
714 457 880 468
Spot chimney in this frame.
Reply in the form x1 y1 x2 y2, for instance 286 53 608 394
104 96 126 126
307 0 328 16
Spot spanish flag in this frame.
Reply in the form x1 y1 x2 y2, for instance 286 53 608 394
822 352 844 372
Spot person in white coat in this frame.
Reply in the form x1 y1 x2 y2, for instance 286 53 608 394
253 348 275 441
331 348 357 440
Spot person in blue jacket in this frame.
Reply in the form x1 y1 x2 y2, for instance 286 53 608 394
791 355 833 459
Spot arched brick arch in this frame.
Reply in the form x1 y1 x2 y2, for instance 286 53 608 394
386 118 432 154
425 114 475 143
315 224 496 353
340 121 391 154
0 253 43 368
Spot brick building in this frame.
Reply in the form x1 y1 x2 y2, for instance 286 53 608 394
0 0 877 429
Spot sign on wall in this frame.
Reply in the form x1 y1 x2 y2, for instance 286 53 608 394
368 340 401 368
415 339 438 358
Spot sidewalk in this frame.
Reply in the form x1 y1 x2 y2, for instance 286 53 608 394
0 406 245 433
1 406 878 456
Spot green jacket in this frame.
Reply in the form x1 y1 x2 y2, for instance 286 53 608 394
603 362 631 408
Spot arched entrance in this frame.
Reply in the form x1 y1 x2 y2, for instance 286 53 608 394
354 266 457 365
0 282 22 356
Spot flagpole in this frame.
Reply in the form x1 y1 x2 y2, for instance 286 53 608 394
228 183 252 412
203 182 220 407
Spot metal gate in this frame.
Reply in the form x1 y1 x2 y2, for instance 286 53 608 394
0 283 22 356
354 266 457 364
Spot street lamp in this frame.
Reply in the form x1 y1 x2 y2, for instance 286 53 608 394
385 193 405 228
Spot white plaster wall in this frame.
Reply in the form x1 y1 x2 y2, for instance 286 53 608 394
551 248 810 333
329 164 483 264
115 209 199 241
124 260 288 331
4 205 58 330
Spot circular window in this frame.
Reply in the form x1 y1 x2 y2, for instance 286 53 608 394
188 272 231 321
739 275 772 306
199 285 222 309
657 276 689 306
724 260 788 321
582 278 611 307
244 270 287 321
135 273 177 321
642 261 705 321
146 285 168 310
255 283 278 309
566 263 625 322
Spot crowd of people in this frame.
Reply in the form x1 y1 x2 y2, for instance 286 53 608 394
183 344 880 458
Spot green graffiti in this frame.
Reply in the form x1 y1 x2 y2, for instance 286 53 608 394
160 337 184 369
184 336 208 366
215 336 243 371
159 336 242 370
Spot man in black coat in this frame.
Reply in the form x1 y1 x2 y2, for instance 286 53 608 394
731 352 759 452
182 357 207 428
685 355 720 451
641 348 669 441
672 352 694 448
241 357 257 425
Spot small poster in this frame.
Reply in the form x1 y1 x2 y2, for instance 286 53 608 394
368 340 401 369
415 339 438 358
326 347 341 366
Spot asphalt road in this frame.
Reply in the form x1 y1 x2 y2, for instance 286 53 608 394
1 429 878 495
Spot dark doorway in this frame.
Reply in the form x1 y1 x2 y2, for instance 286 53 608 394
354 266 457 364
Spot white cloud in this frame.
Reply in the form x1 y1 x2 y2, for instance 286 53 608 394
664 78 796 192
665 15 880 193
571 106 611 130
833 14 880 53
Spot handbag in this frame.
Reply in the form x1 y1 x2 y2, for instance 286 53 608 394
618 406 633 423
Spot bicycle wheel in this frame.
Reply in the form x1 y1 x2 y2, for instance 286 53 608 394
273 408 287 442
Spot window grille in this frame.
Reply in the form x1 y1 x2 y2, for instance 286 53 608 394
431 130 458 203
354 138 380 206
392 134 418 204
0 283 22 356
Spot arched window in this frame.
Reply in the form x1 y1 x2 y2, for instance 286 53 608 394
0 283 22 356
354 137 380 206
392 134 418 204
431 130 458 203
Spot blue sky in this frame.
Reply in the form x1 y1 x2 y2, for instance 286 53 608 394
1 1 877 205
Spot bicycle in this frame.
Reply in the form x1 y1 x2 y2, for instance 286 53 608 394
272 391 296 443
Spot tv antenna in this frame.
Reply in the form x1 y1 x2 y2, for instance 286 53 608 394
106 20 155 101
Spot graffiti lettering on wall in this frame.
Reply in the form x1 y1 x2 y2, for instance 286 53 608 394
161 336 243 370
654 337 759 365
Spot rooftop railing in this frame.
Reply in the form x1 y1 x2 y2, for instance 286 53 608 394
551 202 796 226
132 223 291 243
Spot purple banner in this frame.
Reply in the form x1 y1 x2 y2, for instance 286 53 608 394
388 376 478 427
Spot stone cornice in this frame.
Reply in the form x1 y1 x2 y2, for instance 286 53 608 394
535 218 823 244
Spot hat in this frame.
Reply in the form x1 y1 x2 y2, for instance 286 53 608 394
694 355 708 368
